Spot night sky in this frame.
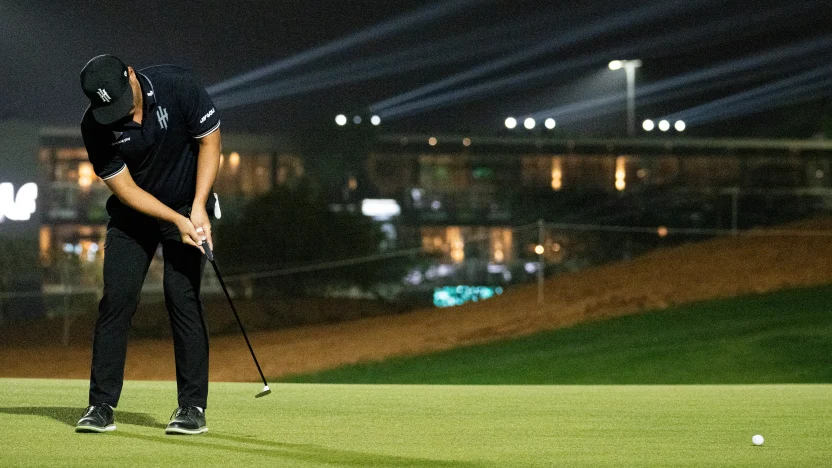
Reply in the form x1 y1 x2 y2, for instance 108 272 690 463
1 0 829 137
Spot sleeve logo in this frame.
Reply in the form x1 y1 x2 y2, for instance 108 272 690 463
199 108 215 124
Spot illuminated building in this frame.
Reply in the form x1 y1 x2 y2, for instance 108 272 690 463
369 133 832 266
0 121 303 319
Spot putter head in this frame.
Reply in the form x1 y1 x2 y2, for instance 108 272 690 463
255 385 271 398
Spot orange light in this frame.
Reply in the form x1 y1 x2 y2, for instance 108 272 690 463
551 156 562 191
39 226 51 264
428 137 437 146
229 152 240 168
615 156 626 191
448 227 464 263
657 226 668 237
534 245 545 255
78 162 94 189
494 249 504 263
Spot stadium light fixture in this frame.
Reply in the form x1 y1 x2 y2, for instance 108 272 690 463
335 114 347 126
642 119 655 131
523 117 536 129
658 119 671 131
544 118 556 129
505 117 517 129
608 59 642 136
674 120 686 131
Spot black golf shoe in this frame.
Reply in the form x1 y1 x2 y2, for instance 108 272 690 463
165 406 208 435
75 404 116 433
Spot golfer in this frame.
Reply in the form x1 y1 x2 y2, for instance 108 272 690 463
75 55 221 435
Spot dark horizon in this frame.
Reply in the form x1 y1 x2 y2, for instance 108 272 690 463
1 0 829 137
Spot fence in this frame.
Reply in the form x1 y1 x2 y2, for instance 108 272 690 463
4 187 832 343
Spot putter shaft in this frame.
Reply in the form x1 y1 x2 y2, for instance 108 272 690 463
202 241 271 394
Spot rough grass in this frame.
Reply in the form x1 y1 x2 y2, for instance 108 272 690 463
281 285 832 384
0 379 830 467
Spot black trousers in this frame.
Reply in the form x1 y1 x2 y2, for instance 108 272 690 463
89 215 209 409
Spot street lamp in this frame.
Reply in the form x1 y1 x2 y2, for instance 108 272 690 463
608 59 642 137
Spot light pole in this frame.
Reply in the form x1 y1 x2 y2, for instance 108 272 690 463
609 59 642 137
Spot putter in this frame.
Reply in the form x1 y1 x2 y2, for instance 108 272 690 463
202 240 272 398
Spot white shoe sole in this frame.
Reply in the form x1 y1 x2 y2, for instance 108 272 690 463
75 424 116 433
165 426 209 435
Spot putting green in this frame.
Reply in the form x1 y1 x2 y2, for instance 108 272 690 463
282 285 832 385
0 379 829 466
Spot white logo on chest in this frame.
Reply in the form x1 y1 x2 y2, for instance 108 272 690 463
157 107 169 129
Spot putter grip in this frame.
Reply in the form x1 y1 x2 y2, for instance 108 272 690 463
202 240 214 261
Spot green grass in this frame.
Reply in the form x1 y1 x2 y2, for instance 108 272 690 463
1 379 830 466
282 285 832 385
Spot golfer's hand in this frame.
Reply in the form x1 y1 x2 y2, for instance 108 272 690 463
189 205 213 251
176 216 205 254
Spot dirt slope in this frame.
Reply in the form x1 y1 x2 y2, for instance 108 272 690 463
3 219 832 381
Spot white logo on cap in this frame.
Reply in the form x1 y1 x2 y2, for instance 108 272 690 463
97 89 111 103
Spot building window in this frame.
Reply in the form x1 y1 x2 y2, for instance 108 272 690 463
215 152 274 197
490 228 513 263
420 226 515 264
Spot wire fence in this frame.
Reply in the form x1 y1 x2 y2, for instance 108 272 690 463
5 215 832 341
6 220 832 303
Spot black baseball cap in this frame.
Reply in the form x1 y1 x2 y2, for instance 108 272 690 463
80 55 134 125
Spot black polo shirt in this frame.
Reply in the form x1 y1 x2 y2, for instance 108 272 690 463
81 65 220 219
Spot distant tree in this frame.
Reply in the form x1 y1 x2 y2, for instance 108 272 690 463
0 236 39 290
215 181 409 296
0 235 42 323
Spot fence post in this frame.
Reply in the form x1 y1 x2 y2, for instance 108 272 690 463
61 263 71 346
537 219 544 305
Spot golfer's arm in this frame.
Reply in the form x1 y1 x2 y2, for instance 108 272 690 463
103 168 183 224
192 129 221 208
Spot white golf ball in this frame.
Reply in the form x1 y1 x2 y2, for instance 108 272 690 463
752 435 764 446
